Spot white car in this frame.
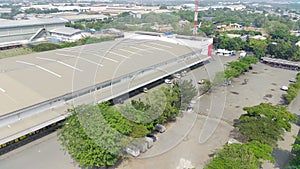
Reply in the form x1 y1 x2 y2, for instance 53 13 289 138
173 73 181 79
281 86 289 91
165 79 172 84
197 79 205 84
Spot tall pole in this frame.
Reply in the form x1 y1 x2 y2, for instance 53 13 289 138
193 0 199 37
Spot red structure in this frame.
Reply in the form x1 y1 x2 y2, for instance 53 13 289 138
208 43 213 56
193 0 199 37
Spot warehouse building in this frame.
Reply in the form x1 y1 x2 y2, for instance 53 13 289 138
0 34 213 152
49 27 91 43
0 17 67 49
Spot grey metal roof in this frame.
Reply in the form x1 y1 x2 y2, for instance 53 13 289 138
0 39 197 116
49 27 82 36
261 57 300 67
60 14 108 21
0 18 68 29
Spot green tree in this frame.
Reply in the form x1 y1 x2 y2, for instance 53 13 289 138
289 136 300 169
58 105 123 168
205 141 274 169
265 21 290 40
177 80 198 110
249 39 267 58
201 79 212 92
242 103 298 132
237 103 298 147
236 117 284 147
117 12 130 18
224 68 239 80
159 5 168 9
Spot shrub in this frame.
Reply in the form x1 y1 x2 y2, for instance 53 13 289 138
33 43 61 52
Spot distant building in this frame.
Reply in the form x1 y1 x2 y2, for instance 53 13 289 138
58 13 109 23
227 34 241 38
178 20 190 27
0 8 11 16
226 5 246 11
251 35 266 40
291 30 300 37
216 49 235 56
0 18 67 49
20 4 90 13
49 27 91 43
129 11 142 19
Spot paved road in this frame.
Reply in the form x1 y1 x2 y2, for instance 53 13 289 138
0 133 78 169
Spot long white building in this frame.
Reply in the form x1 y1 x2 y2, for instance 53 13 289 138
0 18 67 48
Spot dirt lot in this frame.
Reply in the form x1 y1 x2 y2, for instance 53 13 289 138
118 59 299 169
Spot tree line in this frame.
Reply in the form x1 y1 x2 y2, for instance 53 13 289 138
58 80 197 168
205 103 298 169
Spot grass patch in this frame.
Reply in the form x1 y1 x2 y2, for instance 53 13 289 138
0 47 34 59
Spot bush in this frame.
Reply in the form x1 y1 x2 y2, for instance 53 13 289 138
224 56 258 80
33 43 61 52
285 73 300 104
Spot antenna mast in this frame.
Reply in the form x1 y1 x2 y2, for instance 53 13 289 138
193 0 199 37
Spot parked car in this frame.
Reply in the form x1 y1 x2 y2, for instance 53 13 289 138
223 80 232 86
117 98 124 104
197 79 205 84
181 71 187 77
143 87 148 93
165 79 172 84
146 134 157 142
289 78 297 83
281 86 289 91
145 137 154 148
125 147 140 157
173 73 181 79
155 124 166 133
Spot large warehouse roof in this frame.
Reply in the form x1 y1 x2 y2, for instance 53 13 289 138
0 18 67 29
0 39 196 117
49 27 82 36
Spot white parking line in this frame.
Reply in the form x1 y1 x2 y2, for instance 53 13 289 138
0 88 5 92
16 60 35 66
16 60 62 78
141 44 165 51
56 53 76 58
149 42 173 48
57 61 83 71
56 53 103 67
36 57 83 72
79 57 104 67
35 65 62 78
92 54 118 63
108 51 130 59
36 57 56 62
119 49 142 56
130 46 154 53
60 49 116 63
